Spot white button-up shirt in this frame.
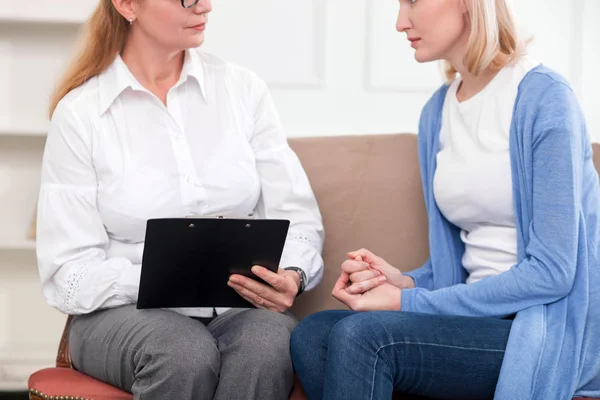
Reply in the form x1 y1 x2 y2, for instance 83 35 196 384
36 49 324 317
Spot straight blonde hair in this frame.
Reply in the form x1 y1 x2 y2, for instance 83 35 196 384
444 0 524 82
49 0 129 118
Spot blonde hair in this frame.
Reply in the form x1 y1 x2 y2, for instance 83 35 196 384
444 0 524 82
49 0 129 118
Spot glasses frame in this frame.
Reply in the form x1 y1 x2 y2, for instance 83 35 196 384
181 0 200 8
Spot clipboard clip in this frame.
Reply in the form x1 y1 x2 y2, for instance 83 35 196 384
185 213 257 220
186 214 254 229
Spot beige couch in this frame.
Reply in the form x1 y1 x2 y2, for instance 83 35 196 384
287 134 429 400
30 133 598 400
289 133 429 320
287 133 599 400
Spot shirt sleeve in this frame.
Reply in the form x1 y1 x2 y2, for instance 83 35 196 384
402 82 583 317
36 101 141 315
404 259 434 290
248 77 325 291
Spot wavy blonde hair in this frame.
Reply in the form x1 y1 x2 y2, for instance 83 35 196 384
444 0 525 82
49 0 129 118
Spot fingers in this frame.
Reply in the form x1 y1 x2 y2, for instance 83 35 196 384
348 249 398 280
229 268 298 312
349 269 381 283
341 259 372 274
228 274 279 304
228 280 279 309
237 288 279 310
332 271 350 292
346 275 387 295
347 248 379 264
250 265 292 292
332 272 356 307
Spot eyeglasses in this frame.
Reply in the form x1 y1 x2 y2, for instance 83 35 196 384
182 0 200 8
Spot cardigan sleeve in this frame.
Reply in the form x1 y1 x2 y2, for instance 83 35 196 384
402 81 584 317
403 90 444 292
405 260 434 290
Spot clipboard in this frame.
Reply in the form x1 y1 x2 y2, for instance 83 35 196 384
136 217 290 309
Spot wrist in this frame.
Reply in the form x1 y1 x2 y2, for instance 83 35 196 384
394 274 416 289
290 271 301 290
400 275 416 289
284 267 306 296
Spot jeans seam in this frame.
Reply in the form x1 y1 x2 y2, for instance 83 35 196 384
376 341 506 354
370 354 385 400
369 340 506 399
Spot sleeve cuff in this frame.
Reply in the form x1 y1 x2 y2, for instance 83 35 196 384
117 264 142 302
404 268 432 290
280 259 311 287
280 256 323 292
404 270 422 288
401 288 418 313
279 240 324 292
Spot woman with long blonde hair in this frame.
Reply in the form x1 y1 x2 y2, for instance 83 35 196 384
291 0 600 399
37 0 325 398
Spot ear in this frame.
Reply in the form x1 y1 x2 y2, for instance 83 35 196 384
112 0 136 22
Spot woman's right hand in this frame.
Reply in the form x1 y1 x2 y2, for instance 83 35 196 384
342 248 415 294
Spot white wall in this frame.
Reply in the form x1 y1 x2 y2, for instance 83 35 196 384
0 0 598 138
201 0 600 139
0 0 598 390
581 0 600 138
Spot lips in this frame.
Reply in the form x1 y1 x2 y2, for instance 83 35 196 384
190 22 206 31
408 38 421 48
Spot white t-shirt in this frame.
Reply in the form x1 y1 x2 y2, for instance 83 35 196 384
433 56 540 284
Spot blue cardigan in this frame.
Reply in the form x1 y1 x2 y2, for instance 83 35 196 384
402 65 600 399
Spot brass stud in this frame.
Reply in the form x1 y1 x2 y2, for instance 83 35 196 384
29 387 90 400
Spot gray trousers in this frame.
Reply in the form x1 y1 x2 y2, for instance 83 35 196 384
69 305 298 400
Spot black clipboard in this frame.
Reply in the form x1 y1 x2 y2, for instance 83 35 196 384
136 217 290 309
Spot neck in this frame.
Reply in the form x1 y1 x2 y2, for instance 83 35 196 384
445 28 500 102
450 57 500 102
121 31 184 91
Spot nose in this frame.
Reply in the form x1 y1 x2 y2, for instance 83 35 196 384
192 0 212 14
396 3 411 32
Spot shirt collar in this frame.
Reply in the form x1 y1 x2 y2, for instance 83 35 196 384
98 49 208 115
179 48 208 102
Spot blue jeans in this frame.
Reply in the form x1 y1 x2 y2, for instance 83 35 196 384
290 311 512 400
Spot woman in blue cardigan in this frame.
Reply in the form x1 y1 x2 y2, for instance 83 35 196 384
290 0 600 399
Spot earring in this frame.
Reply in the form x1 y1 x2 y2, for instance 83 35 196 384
129 17 134 25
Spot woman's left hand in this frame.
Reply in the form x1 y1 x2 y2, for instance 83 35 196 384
228 266 300 313
332 272 402 311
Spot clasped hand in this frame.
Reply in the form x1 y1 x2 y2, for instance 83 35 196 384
331 248 415 311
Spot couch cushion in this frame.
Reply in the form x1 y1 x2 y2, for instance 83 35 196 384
289 137 600 320
593 143 600 174
289 134 429 318
29 367 133 400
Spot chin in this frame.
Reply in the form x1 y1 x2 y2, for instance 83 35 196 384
185 32 205 48
414 50 437 64
194 37 206 47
